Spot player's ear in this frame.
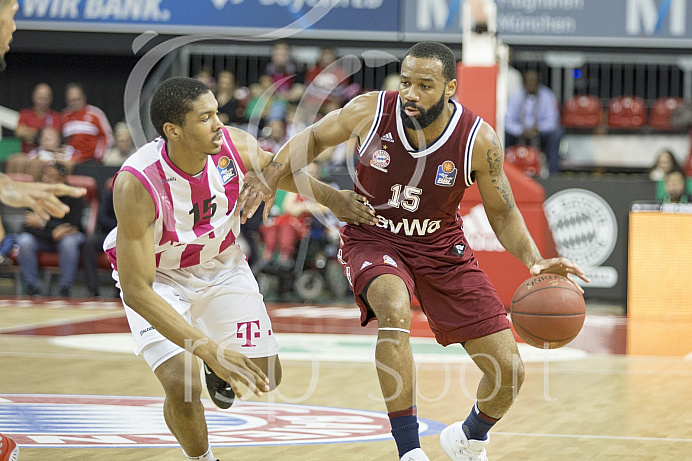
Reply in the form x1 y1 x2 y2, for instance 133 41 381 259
163 122 180 141
445 79 457 99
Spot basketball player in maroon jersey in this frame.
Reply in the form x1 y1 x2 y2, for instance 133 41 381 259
239 42 588 460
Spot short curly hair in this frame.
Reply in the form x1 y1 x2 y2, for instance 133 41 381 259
150 77 211 140
404 41 457 83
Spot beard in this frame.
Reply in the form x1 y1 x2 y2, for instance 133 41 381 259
0 55 6 73
400 91 447 130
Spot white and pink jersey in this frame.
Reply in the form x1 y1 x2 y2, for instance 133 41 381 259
103 127 248 271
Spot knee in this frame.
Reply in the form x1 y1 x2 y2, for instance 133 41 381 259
485 354 525 390
17 233 36 252
161 371 204 408
366 278 411 329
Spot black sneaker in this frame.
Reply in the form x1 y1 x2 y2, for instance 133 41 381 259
203 362 235 409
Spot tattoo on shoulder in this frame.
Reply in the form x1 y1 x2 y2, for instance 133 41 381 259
485 138 516 210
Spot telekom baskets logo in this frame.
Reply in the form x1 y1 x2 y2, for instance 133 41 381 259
0 394 445 448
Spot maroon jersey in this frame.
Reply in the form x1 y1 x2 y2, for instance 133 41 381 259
347 90 482 245
338 92 509 343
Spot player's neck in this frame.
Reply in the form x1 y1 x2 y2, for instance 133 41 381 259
166 143 208 176
403 102 454 150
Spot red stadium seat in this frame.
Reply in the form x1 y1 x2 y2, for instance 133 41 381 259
562 95 602 129
650 97 684 130
607 95 646 129
505 145 541 177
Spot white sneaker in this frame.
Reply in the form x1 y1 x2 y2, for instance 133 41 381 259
440 422 489 461
400 448 430 460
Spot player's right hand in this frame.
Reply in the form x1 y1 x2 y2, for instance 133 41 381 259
0 176 87 220
235 170 277 224
326 190 378 226
207 349 270 400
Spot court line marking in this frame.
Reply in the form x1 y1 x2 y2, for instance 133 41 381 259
492 432 692 443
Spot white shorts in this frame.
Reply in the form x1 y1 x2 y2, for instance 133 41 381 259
113 245 278 370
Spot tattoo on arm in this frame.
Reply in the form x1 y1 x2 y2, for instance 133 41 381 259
486 137 516 210
269 160 284 170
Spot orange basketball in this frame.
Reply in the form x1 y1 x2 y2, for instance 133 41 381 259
510 274 586 349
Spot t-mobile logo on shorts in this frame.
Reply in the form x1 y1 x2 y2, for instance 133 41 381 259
237 320 261 347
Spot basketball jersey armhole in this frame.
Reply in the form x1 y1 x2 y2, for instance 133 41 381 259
464 116 483 187
358 91 386 154
120 166 161 220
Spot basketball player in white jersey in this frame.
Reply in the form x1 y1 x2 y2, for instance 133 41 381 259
104 77 376 461
239 42 588 461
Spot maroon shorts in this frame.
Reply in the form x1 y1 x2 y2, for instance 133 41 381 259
338 227 510 346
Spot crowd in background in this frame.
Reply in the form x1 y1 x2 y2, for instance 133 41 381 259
1 41 691 299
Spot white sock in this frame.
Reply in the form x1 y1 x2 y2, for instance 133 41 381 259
184 445 216 461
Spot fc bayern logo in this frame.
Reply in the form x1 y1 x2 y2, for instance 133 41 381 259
370 150 390 172
543 189 617 268
0 394 444 448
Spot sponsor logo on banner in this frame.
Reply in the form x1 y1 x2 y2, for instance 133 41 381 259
543 189 618 288
217 156 237 184
370 150 390 173
0 394 445 448
435 160 457 186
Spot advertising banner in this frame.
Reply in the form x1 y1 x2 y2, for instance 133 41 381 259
16 0 400 37
402 0 692 47
538 176 656 302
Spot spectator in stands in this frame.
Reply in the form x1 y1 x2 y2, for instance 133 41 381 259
17 162 85 296
102 122 135 167
258 163 329 273
14 83 63 153
304 47 352 108
505 69 563 175
259 119 288 154
0 215 17 266
81 187 115 297
5 127 74 181
663 170 690 204
265 41 304 103
194 66 215 89
245 74 288 129
62 82 113 164
214 70 244 127
649 148 682 181
649 149 683 201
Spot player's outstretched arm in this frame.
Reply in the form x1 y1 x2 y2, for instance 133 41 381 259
113 172 269 397
236 92 379 223
472 122 589 287
276 169 377 226
0 173 87 220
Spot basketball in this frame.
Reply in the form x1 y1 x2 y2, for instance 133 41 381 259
510 274 586 349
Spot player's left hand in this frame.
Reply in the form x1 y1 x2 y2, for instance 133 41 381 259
235 171 277 224
530 257 590 293
325 190 378 226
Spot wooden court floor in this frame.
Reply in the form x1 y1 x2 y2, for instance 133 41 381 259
1 299 692 461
